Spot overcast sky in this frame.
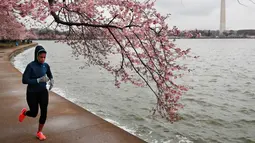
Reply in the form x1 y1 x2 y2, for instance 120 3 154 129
154 0 255 30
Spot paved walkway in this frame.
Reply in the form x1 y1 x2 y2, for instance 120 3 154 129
0 44 146 143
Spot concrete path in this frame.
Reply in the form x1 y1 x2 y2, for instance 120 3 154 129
0 44 146 143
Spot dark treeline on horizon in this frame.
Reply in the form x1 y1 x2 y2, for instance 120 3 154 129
31 28 255 40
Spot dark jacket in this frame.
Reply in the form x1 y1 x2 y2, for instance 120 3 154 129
22 45 53 92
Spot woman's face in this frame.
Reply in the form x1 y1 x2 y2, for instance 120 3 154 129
37 53 46 64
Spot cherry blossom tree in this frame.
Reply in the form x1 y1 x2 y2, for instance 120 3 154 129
0 0 38 40
4 0 194 122
0 14 26 40
0 0 25 40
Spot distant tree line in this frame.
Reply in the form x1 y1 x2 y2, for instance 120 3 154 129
236 29 255 36
175 29 255 38
30 28 255 40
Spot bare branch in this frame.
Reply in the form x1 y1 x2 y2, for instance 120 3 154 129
50 11 122 29
108 15 118 25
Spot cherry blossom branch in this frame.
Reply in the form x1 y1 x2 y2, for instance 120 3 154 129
107 28 158 97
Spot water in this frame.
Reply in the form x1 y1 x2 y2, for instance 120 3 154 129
12 39 255 143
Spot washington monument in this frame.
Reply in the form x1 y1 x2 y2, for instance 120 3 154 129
220 0 226 35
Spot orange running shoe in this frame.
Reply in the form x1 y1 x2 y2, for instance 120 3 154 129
18 108 26 122
36 132 46 141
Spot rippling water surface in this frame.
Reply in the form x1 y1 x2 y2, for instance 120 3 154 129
13 39 255 143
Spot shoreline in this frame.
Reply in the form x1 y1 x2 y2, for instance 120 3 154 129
21 37 255 41
0 43 146 143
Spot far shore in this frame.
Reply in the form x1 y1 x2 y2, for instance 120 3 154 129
29 37 255 41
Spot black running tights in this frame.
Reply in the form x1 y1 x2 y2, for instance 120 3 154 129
25 89 48 124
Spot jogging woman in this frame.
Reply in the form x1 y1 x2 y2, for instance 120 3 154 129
18 45 54 141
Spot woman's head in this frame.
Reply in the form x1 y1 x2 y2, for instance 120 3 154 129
34 45 47 64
